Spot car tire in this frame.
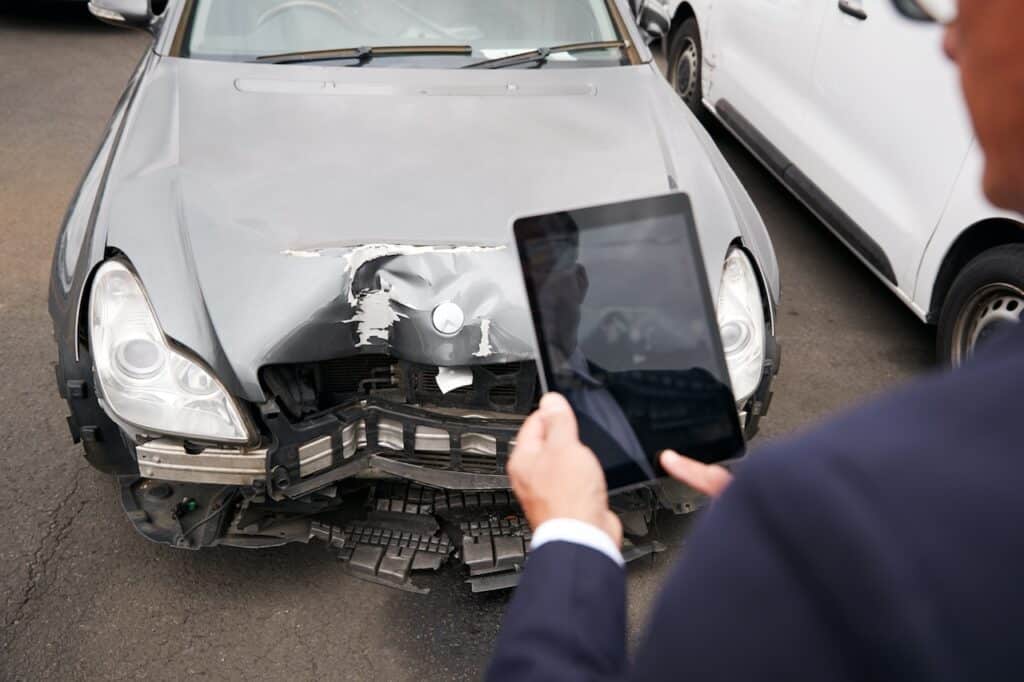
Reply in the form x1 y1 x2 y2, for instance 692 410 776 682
937 244 1024 367
667 17 703 116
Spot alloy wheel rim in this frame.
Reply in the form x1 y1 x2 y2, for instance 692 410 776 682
951 283 1024 366
674 39 699 104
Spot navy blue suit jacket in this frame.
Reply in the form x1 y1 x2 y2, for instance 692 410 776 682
488 326 1024 681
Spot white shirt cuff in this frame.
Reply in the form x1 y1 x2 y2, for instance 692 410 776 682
530 518 625 567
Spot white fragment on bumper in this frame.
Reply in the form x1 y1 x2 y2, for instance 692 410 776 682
436 366 474 394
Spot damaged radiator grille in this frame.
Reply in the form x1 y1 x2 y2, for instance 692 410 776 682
261 359 530 479
381 449 504 475
369 412 516 475
405 362 538 413
263 357 538 418
261 354 395 418
321 354 395 396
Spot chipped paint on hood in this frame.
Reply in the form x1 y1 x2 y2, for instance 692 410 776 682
345 287 406 347
280 243 514 352
474 319 495 359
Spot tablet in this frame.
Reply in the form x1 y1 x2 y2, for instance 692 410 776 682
513 193 746 491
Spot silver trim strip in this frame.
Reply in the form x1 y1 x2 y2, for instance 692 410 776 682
137 433 353 486
298 436 333 477
137 440 267 485
135 417 504 487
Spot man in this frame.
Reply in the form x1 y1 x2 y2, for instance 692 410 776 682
488 1 1024 679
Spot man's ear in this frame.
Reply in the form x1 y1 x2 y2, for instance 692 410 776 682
575 264 590 298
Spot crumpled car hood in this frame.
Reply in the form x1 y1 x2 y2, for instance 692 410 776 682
100 57 747 401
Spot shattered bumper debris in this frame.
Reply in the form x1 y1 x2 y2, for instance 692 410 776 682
307 486 664 593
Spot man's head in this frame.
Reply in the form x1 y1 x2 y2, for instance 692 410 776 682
896 0 1024 213
947 1 1024 213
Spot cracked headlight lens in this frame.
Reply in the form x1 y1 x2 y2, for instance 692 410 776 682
88 260 250 443
717 248 766 405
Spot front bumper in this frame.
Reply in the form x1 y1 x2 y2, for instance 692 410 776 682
739 334 781 440
137 399 521 496
64 327 780 593
132 333 780 498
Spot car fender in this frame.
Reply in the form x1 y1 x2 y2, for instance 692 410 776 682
48 50 158 475
49 48 156 357
642 66 779 339
913 141 1023 320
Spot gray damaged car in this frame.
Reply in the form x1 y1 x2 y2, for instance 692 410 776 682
50 0 780 592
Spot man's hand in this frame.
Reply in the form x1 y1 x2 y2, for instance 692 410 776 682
507 393 623 547
660 450 733 498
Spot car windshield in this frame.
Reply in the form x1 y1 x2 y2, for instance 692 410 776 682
184 0 626 67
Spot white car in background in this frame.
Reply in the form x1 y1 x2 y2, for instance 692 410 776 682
637 0 1024 365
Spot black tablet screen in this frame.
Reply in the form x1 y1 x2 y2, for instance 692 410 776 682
515 193 745 491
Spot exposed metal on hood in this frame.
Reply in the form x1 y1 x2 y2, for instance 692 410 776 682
279 242 527 366
475 319 495 358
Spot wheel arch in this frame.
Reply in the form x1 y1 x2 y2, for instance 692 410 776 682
667 2 698 42
927 217 1024 322
671 1 696 27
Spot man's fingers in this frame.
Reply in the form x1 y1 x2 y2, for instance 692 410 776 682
538 392 579 446
660 450 733 498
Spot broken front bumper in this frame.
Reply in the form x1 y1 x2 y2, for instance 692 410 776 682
134 336 781 497
137 398 522 496
118 335 779 593
121 478 667 593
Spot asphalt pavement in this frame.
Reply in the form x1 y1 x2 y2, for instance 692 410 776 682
0 7 935 680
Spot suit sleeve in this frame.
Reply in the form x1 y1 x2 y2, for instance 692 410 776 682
488 468 856 682
486 541 627 682
628 469 855 682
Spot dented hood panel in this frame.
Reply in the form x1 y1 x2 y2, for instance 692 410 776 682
100 58 747 401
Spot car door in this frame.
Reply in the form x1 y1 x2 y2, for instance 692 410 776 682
805 0 974 294
703 0 830 179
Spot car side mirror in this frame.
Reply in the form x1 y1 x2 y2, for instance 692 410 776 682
88 0 156 33
638 2 670 37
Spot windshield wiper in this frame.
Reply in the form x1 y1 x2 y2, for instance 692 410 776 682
255 44 472 66
461 40 627 69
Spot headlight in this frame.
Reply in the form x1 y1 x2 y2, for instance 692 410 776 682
717 248 766 405
88 260 250 443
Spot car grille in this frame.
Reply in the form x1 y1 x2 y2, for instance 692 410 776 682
380 449 506 475
261 357 535 479
319 354 395 400
403 362 537 413
261 355 537 422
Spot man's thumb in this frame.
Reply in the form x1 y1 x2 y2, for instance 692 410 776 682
539 392 579 445
660 450 733 498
